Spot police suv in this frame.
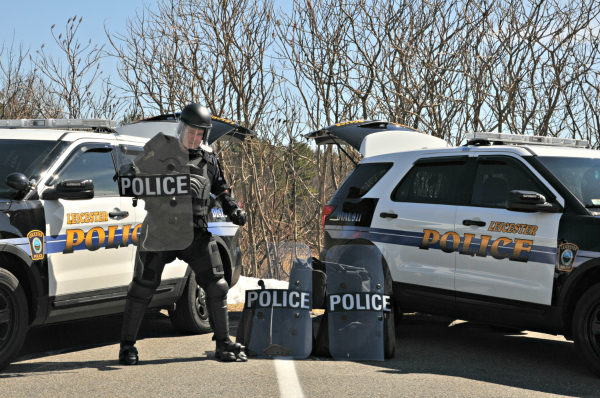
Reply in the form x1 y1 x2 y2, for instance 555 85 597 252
0 117 254 370
308 120 600 375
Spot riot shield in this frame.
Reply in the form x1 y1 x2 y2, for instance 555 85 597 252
325 245 391 361
117 133 193 251
245 242 313 359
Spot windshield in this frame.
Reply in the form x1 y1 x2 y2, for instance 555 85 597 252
0 139 67 199
538 156 600 208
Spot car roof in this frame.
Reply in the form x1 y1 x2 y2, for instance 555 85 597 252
519 145 600 158
0 129 115 141
0 128 149 145
360 143 536 163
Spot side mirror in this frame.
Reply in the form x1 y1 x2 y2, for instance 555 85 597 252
506 190 560 213
42 179 94 200
6 172 30 192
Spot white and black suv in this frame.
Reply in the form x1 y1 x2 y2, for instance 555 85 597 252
308 120 600 375
0 117 254 370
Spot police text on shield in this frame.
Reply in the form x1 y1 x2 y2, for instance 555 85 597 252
118 174 191 197
245 289 312 310
328 293 391 312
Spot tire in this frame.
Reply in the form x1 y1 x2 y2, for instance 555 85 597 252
0 268 29 371
169 271 212 334
573 283 600 376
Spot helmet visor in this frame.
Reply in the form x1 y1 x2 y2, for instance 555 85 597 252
177 123 207 149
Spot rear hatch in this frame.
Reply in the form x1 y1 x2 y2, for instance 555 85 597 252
116 113 256 144
305 119 447 157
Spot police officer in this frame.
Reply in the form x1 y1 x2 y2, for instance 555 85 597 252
119 104 248 364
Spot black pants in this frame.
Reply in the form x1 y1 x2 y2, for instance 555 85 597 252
121 229 230 345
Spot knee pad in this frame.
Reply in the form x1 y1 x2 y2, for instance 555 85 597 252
207 238 224 278
127 279 158 301
203 278 229 300
133 250 167 288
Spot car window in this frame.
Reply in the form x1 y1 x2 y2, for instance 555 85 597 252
392 160 467 205
117 144 144 165
471 158 548 208
57 148 119 197
333 162 393 200
0 139 69 199
538 156 600 209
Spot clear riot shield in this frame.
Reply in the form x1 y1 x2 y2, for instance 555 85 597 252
325 245 391 361
245 242 313 359
117 133 193 251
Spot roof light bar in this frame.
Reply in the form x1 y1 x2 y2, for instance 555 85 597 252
466 131 589 148
0 118 118 130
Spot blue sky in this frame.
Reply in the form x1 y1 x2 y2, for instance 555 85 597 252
0 0 152 75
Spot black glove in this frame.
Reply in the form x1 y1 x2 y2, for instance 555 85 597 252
118 163 138 177
230 208 247 226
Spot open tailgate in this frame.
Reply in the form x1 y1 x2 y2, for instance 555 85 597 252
116 113 256 144
304 120 448 157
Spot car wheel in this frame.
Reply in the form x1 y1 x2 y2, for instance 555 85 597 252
573 283 600 376
169 271 212 334
0 268 29 371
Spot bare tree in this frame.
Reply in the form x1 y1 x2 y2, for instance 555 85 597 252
104 0 600 277
0 40 61 118
33 16 109 118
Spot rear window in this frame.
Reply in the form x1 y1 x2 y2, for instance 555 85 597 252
332 162 393 200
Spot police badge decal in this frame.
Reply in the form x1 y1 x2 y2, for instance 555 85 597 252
27 230 45 260
558 242 578 272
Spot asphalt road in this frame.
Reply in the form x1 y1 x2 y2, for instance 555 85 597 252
2 312 600 397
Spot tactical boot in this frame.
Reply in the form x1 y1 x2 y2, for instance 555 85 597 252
215 339 248 362
119 344 139 365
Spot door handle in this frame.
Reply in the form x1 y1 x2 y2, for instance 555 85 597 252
462 219 486 227
109 210 129 219
380 212 398 219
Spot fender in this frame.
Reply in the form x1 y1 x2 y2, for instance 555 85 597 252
0 200 49 325
555 257 600 332
0 242 32 267
0 242 48 325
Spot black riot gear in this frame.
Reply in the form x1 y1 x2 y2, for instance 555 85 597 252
230 208 247 226
118 106 248 364
177 103 212 149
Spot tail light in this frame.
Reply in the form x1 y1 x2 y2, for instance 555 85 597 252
322 205 336 230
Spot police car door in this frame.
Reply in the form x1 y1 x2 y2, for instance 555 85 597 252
453 155 562 305
41 142 137 299
372 156 472 292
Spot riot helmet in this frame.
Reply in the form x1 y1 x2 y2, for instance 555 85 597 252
177 103 212 150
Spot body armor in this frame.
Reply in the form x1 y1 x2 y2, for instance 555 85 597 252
188 149 215 225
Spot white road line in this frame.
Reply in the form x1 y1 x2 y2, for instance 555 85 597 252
274 359 305 398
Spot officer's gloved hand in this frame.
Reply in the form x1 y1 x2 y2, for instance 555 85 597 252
118 163 138 177
230 208 247 226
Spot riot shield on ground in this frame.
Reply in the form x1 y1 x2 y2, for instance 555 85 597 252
245 242 313 359
117 133 193 251
325 245 391 361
